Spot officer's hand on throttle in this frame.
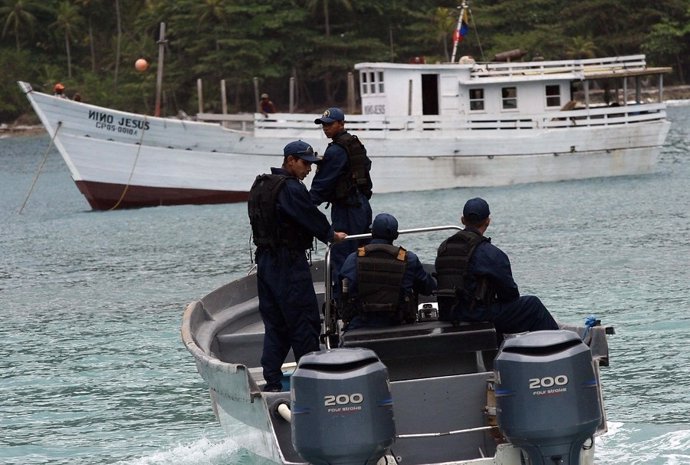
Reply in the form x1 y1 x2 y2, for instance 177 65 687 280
333 232 347 243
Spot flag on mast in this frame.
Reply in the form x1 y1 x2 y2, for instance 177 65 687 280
450 3 469 63
453 8 469 44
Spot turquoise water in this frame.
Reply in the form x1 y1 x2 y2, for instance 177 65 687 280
1 104 689 465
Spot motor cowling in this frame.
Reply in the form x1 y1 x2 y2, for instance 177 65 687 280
494 330 602 465
291 348 395 465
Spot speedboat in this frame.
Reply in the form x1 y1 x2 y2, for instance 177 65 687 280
181 225 612 464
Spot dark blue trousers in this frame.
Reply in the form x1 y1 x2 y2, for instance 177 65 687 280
489 295 559 335
328 195 372 277
256 249 321 390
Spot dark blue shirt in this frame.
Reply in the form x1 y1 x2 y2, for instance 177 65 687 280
272 167 334 245
310 138 349 205
469 233 520 303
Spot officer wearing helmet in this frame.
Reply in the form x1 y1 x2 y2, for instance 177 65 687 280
338 213 436 330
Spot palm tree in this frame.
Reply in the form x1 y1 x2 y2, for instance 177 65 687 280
75 0 102 73
433 7 456 62
305 0 352 37
0 0 45 51
566 36 598 59
51 1 83 79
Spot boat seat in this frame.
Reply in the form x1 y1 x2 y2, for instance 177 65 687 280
214 332 294 368
340 320 498 380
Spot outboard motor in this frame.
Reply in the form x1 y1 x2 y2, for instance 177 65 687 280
291 348 395 465
494 330 602 465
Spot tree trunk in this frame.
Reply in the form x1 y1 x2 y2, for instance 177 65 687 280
65 34 72 79
114 0 122 89
89 18 96 73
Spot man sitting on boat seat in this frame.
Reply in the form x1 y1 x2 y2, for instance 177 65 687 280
338 213 436 330
435 198 558 338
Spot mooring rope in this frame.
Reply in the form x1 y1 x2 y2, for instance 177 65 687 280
108 116 148 211
18 121 62 214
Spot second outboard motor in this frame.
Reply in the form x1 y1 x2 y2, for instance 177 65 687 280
291 348 395 465
494 330 602 465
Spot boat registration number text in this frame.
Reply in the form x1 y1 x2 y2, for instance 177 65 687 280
88 110 150 135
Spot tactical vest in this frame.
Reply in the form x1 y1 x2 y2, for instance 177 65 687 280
342 244 417 324
330 132 373 202
435 230 489 320
247 174 313 250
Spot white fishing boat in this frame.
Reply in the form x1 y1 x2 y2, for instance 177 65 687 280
19 53 670 210
181 226 613 465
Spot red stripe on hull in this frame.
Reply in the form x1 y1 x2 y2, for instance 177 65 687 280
75 180 249 210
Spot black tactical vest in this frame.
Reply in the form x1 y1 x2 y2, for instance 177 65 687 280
331 132 373 202
343 244 417 324
435 230 489 320
247 174 312 250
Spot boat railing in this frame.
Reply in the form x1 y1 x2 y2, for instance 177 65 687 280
322 224 462 349
247 104 667 138
471 54 648 79
197 97 667 137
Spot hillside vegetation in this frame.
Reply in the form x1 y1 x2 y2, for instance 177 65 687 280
2 0 688 122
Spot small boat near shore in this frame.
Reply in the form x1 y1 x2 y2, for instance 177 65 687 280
19 52 671 210
181 226 613 465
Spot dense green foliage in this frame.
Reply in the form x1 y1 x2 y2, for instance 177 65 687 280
2 0 688 122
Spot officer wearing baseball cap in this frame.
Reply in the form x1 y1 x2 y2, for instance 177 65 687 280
247 140 346 392
310 107 373 284
435 197 558 338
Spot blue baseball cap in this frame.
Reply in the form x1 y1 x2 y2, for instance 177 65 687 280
371 213 399 240
283 140 319 163
463 197 490 221
314 107 345 124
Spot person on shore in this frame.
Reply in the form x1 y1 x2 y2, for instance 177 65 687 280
435 197 558 337
311 107 373 282
339 213 436 330
260 93 276 116
248 140 346 392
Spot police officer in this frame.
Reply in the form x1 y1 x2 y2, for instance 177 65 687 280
339 213 436 330
311 107 373 280
435 198 558 337
248 140 347 392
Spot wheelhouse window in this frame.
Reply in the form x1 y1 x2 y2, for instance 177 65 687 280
501 87 517 109
545 85 561 107
360 71 384 95
469 88 484 111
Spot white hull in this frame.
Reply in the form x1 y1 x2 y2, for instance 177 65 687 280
19 54 670 209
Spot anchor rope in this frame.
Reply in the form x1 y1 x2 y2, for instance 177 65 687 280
109 115 148 211
18 121 62 214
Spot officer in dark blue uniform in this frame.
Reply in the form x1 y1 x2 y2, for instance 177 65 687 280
338 213 437 330
311 107 373 280
435 198 558 337
248 140 347 392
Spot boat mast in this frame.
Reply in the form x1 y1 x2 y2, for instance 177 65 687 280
450 0 469 63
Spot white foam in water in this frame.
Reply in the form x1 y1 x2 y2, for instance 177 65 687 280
596 421 690 464
115 436 242 465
